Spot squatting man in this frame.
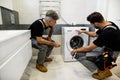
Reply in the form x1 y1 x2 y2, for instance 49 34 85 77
71 12 120 79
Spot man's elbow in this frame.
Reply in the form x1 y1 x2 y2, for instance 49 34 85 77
87 43 98 52
36 37 44 44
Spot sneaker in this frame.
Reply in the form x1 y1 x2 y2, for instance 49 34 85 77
44 57 52 62
36 63 47 72
92 69 112 79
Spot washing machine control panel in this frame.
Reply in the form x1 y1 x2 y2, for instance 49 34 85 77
81 28 86 30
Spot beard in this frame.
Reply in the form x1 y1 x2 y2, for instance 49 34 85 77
95 26 99 29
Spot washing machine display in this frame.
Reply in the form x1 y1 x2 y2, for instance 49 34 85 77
62 27 89 61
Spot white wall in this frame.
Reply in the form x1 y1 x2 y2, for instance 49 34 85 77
0 0 120 25
107 0 120 28
12 0 98 24
96 0 109 19
12 0 40 24
96 0 120 28
60 0 97 24
60 0 120 25
0 0 13 10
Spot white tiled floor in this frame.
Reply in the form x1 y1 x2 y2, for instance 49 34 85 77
21 54 120 80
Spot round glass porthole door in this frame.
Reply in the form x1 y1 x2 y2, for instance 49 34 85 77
70 36 84 49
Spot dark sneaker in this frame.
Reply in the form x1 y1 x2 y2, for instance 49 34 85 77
92 69 112 79
36 63 47 72
44 57 52 62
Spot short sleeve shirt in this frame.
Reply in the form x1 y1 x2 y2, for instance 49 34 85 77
93 22 120 51
29 19 48 39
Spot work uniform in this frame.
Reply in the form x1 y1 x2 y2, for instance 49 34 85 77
94 22 120 61
77 22 120 72
29 19 54 64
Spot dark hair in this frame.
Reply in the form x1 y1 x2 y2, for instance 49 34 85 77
46 10 59 20
87 12 104 24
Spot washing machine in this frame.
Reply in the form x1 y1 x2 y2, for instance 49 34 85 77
62 27 89 61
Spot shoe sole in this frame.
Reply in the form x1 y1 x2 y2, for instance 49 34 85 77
92 74 112 79
36 66 47 72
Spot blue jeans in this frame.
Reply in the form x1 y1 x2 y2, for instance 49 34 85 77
31 38 54 64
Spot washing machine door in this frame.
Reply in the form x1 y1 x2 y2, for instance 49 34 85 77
67 34 84 51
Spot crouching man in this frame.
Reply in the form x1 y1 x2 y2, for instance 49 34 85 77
71 12 120 79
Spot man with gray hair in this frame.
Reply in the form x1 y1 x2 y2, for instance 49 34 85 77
29 10 60 72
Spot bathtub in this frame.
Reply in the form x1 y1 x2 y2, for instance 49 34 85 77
0 30 32 80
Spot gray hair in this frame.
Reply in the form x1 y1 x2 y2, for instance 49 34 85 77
45 10 59 20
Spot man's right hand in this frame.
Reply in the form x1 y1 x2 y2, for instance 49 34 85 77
71 49 77 56
53 42 61 47
76 30 86 34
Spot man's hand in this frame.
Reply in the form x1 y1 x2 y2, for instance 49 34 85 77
71 49 77 56
53 42 61 47
76 30 86 34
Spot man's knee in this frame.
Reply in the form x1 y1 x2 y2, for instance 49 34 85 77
38 45 48 51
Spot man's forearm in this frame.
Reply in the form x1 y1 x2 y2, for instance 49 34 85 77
75 46 92 53
84 31 97 37
37 38 55 46
74 43 98 53
48 28 54 37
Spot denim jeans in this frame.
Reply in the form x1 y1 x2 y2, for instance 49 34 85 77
31 38 54 64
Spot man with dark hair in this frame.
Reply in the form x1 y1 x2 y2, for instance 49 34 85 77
71 12 120 79
87 12 104 24
29 10 60 72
